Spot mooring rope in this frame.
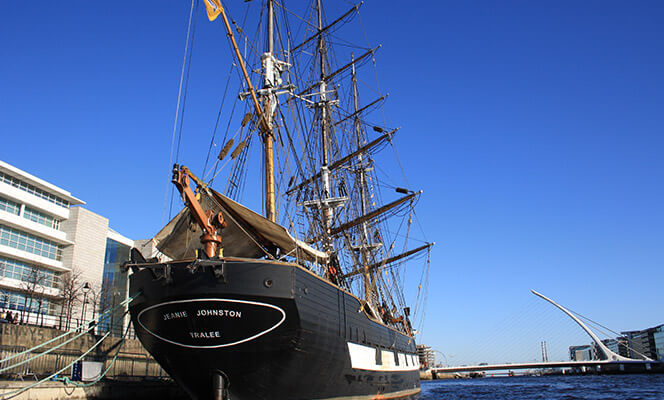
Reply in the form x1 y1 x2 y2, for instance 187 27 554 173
0 331 112 400
0 294 137 366
0 291 141 400
54 317 134 387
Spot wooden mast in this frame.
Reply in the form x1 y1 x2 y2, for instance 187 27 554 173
264 0 276 222
216 2 276 222
352 56 374 304
217 7 267 132
318 0 332 234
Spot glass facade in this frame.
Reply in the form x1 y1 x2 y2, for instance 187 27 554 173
0 224 62 260
654 326 664 361
0 256 59 288
100 238 131 336
0 196 21 215
0 196 60 229
23 206 59 229
0 288 57 315
0 171 70 208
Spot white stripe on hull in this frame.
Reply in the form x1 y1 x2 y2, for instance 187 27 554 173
347 342 419 372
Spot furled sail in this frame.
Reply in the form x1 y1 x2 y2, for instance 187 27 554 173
154 189 327 262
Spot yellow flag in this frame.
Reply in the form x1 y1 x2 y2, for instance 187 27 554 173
203 0 222 21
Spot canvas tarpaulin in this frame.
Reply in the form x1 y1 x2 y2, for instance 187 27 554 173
154 189 327 262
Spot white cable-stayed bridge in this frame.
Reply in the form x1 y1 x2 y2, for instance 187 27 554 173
428 290 663 376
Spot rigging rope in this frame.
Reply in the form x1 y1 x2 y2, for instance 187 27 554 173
169 0 199 220
166 0 431 335
164 0 197 225
202 62 237 179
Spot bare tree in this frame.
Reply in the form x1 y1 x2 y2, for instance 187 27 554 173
90 282 101 322
98 278 116 334
21 266 47 325
58 267 83 331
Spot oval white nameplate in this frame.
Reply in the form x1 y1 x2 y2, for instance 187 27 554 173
137 298 286 349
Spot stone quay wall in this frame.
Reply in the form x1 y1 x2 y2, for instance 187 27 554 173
0 324 167 379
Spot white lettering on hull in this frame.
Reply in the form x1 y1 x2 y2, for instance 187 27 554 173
196 309 242 318
189 331 221 339
163 311 188 320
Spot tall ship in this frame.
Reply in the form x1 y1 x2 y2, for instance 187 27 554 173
124 1 433 399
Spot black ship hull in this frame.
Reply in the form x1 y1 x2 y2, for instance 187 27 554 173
128 258 421 400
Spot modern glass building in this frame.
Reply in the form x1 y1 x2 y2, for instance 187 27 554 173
0 160 133 330
621 325 663 360
654 325 664 361
0 161 82 325
602 337 630 358
100 237 132 336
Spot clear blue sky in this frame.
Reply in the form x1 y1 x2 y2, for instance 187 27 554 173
2 1 663 364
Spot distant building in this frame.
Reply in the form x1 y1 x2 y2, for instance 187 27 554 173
602 337 629 358
569 344 594 361
416 344 435 369
0 160 132 334
622 325 663 360
654 326 664 361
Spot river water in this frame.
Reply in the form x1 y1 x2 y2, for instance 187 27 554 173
420 375 664 399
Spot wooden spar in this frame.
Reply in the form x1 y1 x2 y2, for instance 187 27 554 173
328 128 397 172
308 190 420 243
218 4 275 221
290 2 363 53
296 46 380 97
217 6 267 133
341 243 433 279
333 95 387 127
286 128 398 195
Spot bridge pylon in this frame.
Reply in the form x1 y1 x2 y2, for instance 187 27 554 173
531 289 648 362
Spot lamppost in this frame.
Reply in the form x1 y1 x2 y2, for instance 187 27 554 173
81 282 91 323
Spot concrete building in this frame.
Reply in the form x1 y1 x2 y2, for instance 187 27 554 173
569 344 594 361
0 160 133 334
416 344 435 369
